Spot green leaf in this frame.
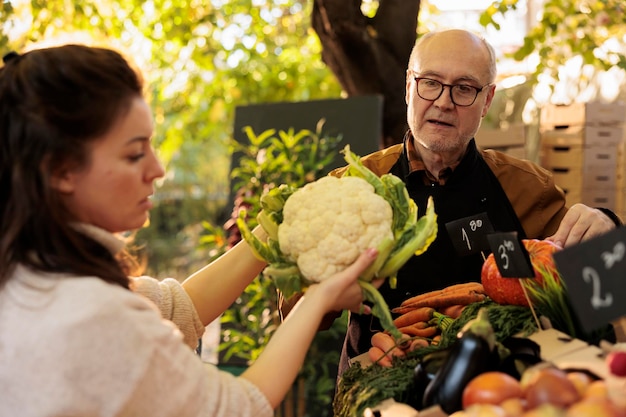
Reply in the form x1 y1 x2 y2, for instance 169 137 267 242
360 281 402 340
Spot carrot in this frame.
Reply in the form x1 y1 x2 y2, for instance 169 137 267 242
397 289 444 308
392 290 486 314
371 331 396 350
393 306 435 328
407 321 429 330
368 346 392 367
440 304 466 319
398 324 438 338
407 338 430 352
442 282 484 293
396 333 412 351
399 282 484 307
431 334 442 346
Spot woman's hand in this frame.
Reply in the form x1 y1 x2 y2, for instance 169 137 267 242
305 248 379 314
241 248 378 408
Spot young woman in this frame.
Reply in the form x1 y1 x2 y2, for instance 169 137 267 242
0 45 376 417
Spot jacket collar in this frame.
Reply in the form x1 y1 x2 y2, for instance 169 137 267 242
400 132 480 186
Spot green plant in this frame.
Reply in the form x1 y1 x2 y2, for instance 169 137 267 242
199 122 344 416
480 0 626 99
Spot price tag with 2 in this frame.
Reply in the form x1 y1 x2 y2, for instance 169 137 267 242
553 227 626 333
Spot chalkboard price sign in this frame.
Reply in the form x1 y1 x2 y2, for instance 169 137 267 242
445 212 495 257
486 232 535 278
553 227 626 333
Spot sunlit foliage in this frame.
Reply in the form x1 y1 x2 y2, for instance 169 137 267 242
0 0 343 275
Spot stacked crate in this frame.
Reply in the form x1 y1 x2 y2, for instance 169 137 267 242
618 132 626 221
539 102 626 211
475 122 526 159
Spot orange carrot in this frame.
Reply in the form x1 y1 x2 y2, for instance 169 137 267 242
397 289 444 308
396 333 412 351
440 304 466 319
407 338 430 352
399 282 484 307
393 306 435 328
398 324 438 338
371 331 398 356
393 290 486 314
368 346 392 367
442 282 484 293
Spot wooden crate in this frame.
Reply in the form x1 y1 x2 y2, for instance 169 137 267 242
540 143 584 169
540 101 626 129
563 187 582 206
550 167 583 192
585 125 625 147
582 187 617 210
475 123 526 148
541 144 619 183
615 188 626 221
583 146 619 171
541 127 585 147
584 166 617 190
541 125 624 147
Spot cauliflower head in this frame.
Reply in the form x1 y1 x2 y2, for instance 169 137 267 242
278 175 394 282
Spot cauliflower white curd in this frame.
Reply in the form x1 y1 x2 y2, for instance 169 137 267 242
277 175 394 282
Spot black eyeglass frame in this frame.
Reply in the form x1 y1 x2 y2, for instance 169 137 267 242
413 77 491 107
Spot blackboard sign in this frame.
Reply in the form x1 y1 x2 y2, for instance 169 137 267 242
445 212 495 256
232 95 384 173
553 227 626 333
222 96 384 223
487 231 535 278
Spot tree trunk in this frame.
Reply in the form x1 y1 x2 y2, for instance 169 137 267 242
311 0 421 148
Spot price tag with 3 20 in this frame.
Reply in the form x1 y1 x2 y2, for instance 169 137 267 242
553 227 626 334
486 231 534 278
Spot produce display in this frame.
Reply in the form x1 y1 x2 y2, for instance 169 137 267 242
480 239 561 307
236 145 625 417
421 308 500 413
481 239 580 338
451 363 626 417
333 300 538 417
237 145 438 338
333 238 625 417
368 282 488 367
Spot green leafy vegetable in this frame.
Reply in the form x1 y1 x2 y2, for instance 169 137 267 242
333 300 538 417
237 145 438 340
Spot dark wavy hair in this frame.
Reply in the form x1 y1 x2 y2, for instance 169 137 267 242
0 44 145 288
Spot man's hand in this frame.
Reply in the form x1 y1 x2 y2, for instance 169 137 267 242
546 203 616 248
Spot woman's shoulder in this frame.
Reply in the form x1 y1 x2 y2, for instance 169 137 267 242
5 265 159 323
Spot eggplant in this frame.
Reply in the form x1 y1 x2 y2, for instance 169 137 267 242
409 349 449 410
421 308 499 414
498 336 542 379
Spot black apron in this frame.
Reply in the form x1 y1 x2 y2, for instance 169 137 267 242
338 139 527 376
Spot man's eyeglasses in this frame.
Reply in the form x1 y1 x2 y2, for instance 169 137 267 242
413 77 490 107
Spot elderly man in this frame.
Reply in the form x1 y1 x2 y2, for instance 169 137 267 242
325 28 620 375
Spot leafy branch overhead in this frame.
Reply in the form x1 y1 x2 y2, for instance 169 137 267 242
480 0 626 93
